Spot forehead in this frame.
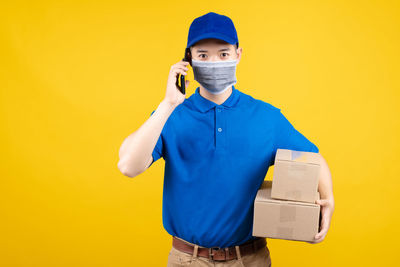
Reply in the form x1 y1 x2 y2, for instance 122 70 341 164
191 38 233 51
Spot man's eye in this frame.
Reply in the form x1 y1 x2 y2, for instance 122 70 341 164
199 54 207 58
221 53 229 57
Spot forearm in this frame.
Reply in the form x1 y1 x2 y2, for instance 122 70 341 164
118 99 176 177
317 154 334 204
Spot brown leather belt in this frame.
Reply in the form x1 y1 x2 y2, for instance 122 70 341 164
172 236 267 262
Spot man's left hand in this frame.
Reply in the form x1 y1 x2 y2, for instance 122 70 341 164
307 198 334 244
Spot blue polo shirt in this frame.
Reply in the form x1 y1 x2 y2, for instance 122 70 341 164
149 85 319 248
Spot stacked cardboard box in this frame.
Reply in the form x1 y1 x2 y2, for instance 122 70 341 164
252 149 322 242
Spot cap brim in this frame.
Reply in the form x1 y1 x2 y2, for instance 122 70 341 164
187 32 237 48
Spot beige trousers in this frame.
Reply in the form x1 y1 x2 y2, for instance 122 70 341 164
167 237 272 267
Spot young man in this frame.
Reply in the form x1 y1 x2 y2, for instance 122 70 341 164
118 12 334 267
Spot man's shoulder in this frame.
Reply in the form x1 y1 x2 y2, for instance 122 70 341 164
238 90 281 113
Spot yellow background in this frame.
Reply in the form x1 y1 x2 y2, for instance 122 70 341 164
1 0 399 266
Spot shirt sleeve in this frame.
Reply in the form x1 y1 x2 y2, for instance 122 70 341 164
148 109 164 167
272 108 319 164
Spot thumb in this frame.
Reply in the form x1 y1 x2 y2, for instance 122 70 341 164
316 199 329 206
185 80 190 87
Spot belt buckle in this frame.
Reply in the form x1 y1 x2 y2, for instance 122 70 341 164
208 246 226 261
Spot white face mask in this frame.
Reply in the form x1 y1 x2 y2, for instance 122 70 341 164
191 59 238 95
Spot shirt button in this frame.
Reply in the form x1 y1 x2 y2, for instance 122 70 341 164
218 128 222 132
217 108 222 112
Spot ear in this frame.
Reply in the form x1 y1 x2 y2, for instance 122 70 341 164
188 51 193 66
185 48 193 66
236 47 243 64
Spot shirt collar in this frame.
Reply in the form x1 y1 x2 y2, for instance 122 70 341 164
190 85 241 113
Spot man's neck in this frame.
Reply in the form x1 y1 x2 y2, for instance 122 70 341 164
199 85 233 105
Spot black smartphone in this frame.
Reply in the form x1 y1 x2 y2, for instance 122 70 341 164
176 48 191 95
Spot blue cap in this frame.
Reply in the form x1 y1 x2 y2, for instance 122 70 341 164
186 12 239 49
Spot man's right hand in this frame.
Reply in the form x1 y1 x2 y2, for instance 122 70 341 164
164 60 190 108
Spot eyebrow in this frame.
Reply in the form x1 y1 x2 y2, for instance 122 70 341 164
196 48 230 53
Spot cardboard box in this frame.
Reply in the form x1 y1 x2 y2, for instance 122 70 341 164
253 180 321 242
271 149 320 203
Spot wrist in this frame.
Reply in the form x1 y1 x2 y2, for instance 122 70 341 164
160 99 177 112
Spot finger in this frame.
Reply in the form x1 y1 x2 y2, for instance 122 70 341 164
185 80 190 87
315 230 326 240
307 239 322 244
319 217 328 234
172 66 189 73
314 232 327 242
176 61 190 66
170 64 189 73
316 199 329 206
173 64 189 70
172 68 187 76
322 210 331 225
312 236 324 244
314 217 327 240
174 66 189 71
315 226 328 240
321 210 330 224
